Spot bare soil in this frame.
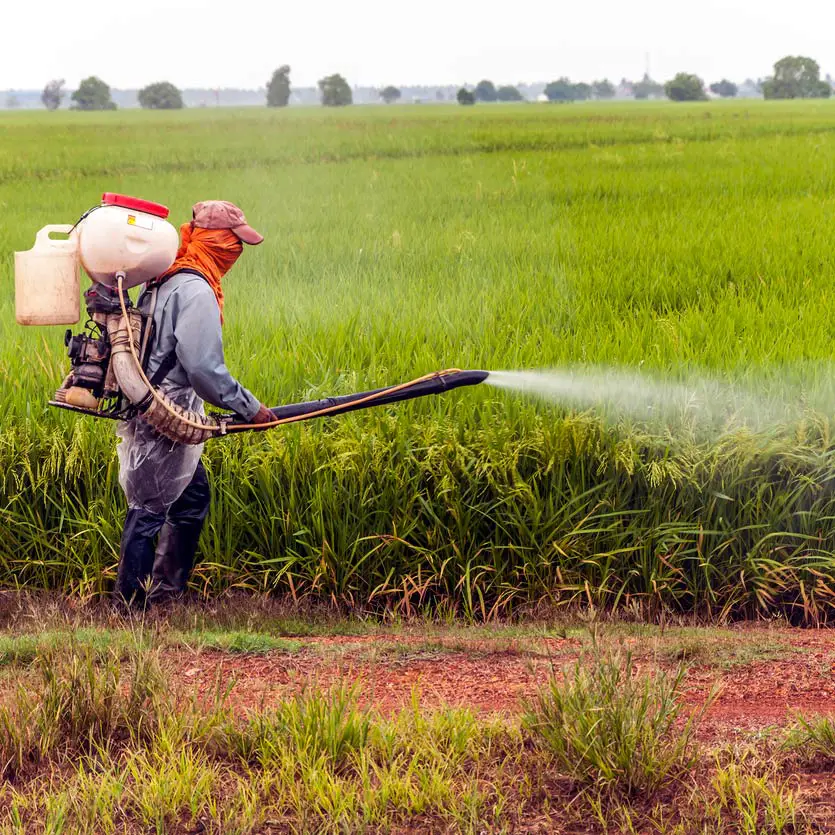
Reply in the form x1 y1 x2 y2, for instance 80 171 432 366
166 627 835 739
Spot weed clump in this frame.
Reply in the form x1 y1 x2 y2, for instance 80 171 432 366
784 714 835 761
523 648 703 798
709 759 800 834
228 685 370 769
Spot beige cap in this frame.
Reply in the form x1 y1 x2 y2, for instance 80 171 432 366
192 200 264 245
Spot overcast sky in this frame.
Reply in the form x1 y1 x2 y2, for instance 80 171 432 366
3 0 833 90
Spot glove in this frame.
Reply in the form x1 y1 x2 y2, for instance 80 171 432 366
249 404 275 424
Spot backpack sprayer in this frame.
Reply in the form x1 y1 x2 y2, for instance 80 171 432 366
15 194 487 444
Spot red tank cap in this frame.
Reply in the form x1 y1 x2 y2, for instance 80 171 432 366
101 193 170 219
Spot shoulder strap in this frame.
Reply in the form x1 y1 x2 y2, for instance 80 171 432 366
139 285 178 387
138 285 159 370
149 350 179 387
176 268 209 281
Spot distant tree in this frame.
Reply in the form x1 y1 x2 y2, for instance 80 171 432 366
474 79 498 102
41 78 65 111
763 56 831 99
435 89 445 101
633 74 664 100
138 81 183 109
457 87 475 106
318 74 352 106
266 65 292 107
573 82 592 100
71 76 116 111
592 79 616 99
380 85 401 104
543 78 594 102
544 77 577 102
709 79 738 98
5 93 20 109
664 73 707 101
496 85 523 102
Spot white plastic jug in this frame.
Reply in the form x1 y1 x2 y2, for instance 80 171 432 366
15 225 81 326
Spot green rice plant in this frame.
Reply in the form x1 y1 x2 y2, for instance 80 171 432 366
522 647 704 798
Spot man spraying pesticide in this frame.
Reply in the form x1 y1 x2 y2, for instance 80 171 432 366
114 200 276 605
14 194 487 607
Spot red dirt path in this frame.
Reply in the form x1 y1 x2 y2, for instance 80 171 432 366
166 628 835 736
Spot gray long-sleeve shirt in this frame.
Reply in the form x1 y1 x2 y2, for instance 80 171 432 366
137 271 261 420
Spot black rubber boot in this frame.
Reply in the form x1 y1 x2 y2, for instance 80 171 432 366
149 462 211 604
116 508 167 607
149 522 203 602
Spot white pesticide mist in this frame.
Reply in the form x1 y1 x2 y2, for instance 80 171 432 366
485 367 835 439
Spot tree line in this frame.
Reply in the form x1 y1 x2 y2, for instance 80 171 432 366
38 69 352 110
37 55 833 112
459 56 832 105
41 78 184 111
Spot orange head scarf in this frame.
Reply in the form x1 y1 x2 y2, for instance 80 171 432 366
157 223 243 322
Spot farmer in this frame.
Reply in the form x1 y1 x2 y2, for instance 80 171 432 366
115 200 274 607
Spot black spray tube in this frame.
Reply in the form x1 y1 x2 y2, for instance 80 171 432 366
224 370 489 428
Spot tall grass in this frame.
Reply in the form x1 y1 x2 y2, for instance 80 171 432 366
3 102 835 618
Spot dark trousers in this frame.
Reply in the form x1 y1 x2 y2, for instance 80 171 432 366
115 461 211 606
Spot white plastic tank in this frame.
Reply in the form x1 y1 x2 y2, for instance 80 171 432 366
78 194 179 290
15 225 81 326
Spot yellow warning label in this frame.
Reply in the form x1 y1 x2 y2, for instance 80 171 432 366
126 213 153 231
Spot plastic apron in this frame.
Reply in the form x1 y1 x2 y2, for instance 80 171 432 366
115 381 205 516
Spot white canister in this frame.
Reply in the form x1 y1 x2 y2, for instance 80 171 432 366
78 204 179 290
15 225 81 326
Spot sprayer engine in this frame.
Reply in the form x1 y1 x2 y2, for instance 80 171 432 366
53 284 134 415
52 275 220 444
64 330 110 397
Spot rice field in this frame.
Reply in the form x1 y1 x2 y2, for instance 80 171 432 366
4 100 835 619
